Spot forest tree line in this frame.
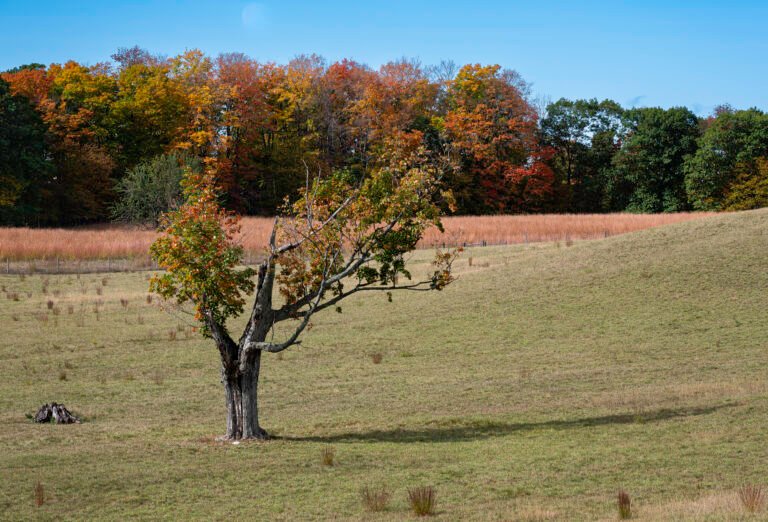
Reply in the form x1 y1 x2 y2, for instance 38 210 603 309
1 46 767 226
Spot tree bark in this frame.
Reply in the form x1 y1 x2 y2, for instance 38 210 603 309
221 349 267 440
223 371 242 440
241 350 267 439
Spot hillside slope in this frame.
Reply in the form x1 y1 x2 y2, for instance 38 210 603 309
0 209 766 521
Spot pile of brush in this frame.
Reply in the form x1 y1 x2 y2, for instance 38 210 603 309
33 402 80 424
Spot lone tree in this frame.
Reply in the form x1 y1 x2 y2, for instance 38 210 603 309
150 134 459 440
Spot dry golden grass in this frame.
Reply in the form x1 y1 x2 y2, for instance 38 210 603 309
618 490 742 521
0 224 159 261
0 213 714 261
419 212 717 247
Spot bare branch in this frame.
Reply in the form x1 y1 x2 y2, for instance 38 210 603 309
241 247 341 362
273 194 354 255
300 277 439 317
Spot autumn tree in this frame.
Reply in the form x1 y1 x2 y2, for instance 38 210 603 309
2 62 116 224
215 54 321 214
0 78 54 225
442 64 555 213
150 133 459 440
722 157 768 210
43 61 117 223
314 59 375 172
109 56 189 173
169 50 223 158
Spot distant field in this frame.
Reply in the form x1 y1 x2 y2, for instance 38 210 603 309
0 209 765 520
0 212 715 262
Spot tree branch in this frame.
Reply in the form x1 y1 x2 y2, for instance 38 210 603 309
293 279 435 318
273 195 354 255
205 311 239 372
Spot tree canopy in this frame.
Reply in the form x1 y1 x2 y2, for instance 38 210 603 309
149 133 460 439
2 48 768 226
0 78 53 225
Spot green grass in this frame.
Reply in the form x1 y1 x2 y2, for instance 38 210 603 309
1 209 767 521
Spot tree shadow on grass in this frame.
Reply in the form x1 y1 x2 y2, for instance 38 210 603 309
274 403 735 444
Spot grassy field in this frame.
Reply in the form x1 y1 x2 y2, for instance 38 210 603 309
0 209 766 521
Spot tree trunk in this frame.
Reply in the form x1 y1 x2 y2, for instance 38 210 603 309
223 371 242 440
221 352 267 440
241 350 267 439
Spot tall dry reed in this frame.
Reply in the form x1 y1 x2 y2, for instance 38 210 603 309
0 213 714 261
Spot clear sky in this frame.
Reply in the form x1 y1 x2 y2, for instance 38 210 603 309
1 0 766 115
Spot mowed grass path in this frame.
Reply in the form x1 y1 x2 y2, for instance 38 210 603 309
0 209 766 521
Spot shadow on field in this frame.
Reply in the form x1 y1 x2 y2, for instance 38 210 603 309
276 404 733 443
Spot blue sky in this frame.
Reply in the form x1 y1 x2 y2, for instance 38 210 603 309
1 0 766 115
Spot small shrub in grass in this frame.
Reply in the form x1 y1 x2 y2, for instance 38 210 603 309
52 306 60 316
617 490 632 519
101 277 108 286
12 314 19 321
120 298 129 308
371 352 383 364
738 484 765 513
361 484 391 512
168 330 177 341
67 305 74 315
8 292 19 301
95 287 103 296
58 370 67 381
321 446 335 466
146 294 152 304
34 481 44 506
408 486 437 516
